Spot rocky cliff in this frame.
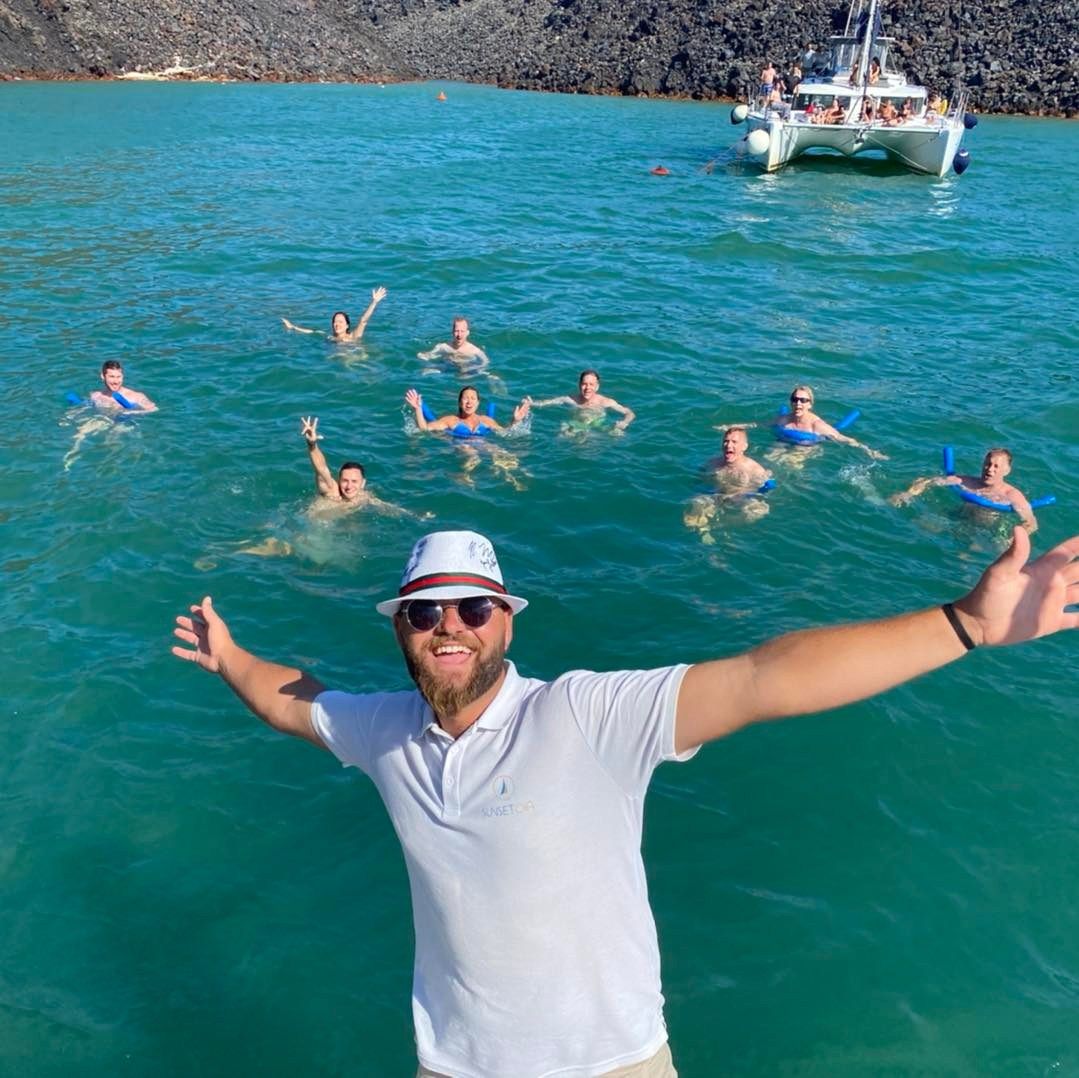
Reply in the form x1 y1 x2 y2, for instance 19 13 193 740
1 0 1075 115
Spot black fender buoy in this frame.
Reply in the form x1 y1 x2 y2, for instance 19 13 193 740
963 112 978 130
953 149 971 175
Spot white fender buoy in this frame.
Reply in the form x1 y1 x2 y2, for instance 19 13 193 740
746 129 771 156
730 104 749 124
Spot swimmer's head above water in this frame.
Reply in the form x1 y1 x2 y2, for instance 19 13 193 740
338 461 366 500
331 311 351 337
100 360 124 392
578 369 600 401
789 385 814 416
458 386 480 417
723 426 750 461
452 317 470 347
982 448 1013 483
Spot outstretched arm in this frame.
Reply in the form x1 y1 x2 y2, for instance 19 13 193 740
172 596 327 748
404 388 432 430
815 420 887 460
607 397 635 434
282 318 317 335
126 389 158 413
889 475 952 506
1009 490 1038 534
366 492 435 521
417 343 451 361
467 347 490 373
301 416 340 499
348 286 387 341
675 528 1079 752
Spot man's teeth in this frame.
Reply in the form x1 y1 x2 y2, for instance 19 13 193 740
434 644 472 655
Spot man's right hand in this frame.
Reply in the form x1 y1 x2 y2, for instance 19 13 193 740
301 416 321 444
172 596 233 674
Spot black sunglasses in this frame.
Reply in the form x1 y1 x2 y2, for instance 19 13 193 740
399 595 500 632
791 395 811 404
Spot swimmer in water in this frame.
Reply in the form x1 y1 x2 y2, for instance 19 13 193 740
282 286 388 343
752 385 885 460
525 369 636 436
404 386 529 436
417 317 490 375
684 427 772 539
706 426 772 492
90 360 158 412
405 388 530 490
302 416 428 518
890 447 1038 533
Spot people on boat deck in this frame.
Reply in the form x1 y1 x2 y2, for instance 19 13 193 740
91 360 158 412
405 385 529 436
868 57 881 85
890 448 1038 533
417 317 490 374
861 97 877 122
927 91 948 115
299 416 425 518
766 85 790 117
282 286 387 343
877 99 899 125
801 43 818 73
788 63 803 93
899 98 915 121
525 369 636 435
775 385 888 460
819 97 847 124
759 61 777 101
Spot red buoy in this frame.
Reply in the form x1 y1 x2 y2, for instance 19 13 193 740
650 166 670 176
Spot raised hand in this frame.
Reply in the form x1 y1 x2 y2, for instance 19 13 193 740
372 286 387 303
405 388 422 410
300 416 321 443
954 528 1079 647
513 398 531 424
172 596 234 673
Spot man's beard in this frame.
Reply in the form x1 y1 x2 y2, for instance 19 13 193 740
399 631 507 720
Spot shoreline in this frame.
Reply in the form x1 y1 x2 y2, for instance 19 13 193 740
1 70 1074 118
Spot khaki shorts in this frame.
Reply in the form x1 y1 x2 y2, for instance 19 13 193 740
416 1040 677 1077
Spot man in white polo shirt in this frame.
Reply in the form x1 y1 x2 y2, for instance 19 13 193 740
172 528 1079 1077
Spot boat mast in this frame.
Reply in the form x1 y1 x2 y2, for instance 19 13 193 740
846 0 878 121
854 0 878 89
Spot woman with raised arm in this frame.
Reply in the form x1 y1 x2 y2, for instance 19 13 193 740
282 286 387 342
405 386 529 438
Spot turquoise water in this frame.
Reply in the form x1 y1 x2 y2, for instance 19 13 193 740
2 80 1078 1075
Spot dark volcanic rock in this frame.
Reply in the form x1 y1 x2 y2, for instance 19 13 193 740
0 0 1074 115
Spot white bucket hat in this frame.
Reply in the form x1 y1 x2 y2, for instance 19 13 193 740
375 531 529 617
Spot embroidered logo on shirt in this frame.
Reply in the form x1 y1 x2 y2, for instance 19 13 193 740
482 775 534 817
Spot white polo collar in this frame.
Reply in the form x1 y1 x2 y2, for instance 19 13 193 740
412 661 524 741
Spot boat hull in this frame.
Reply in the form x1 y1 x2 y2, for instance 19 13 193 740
741 114 965 177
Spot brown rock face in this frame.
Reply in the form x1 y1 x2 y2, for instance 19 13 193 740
2 0 1075 115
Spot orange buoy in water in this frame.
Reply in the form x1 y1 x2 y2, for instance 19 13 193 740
650 166 670 176
436 91 447 101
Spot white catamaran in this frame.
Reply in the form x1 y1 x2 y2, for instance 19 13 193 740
730 0 976 176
